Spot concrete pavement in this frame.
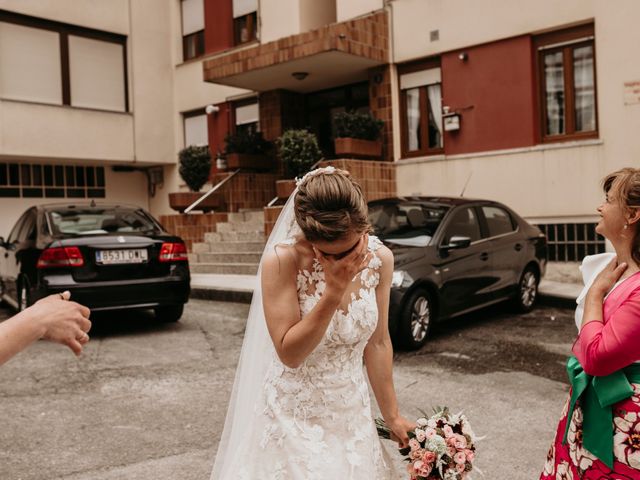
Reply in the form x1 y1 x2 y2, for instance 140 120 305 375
0 299 575 480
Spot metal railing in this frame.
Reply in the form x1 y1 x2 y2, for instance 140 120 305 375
184 169 241 214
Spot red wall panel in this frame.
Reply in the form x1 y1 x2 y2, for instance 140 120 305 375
204 0 233 55
441 35 536 155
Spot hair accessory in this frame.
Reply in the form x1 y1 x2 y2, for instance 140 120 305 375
295 166 337 187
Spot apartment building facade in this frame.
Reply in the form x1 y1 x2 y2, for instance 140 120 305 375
1 1 639 262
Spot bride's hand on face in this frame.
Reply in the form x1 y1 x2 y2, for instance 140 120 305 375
313 234 371 298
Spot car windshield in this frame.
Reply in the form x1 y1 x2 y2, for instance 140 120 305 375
368 202 449 247
47 207 160 236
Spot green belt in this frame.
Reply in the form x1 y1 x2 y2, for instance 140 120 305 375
563 356 640 469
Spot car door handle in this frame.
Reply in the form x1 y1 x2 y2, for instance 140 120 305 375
514 243 523 251
480 252 489 261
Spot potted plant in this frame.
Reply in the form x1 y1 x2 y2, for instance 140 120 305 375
224 129 274 171
333 111 384 158
275 129 323 199
169 145 224 213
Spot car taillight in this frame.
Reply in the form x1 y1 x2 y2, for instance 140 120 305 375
159 242 188 262
37 247 85 268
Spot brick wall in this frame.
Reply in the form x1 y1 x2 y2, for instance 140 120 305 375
212 172 279 212
320 159 396 202
369 65 393 161
159 212 228 251
203 11 389 82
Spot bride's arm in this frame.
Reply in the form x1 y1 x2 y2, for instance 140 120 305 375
364 246 414 447
262 242 366 369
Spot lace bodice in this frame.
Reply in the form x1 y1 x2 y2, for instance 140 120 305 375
236 235 394 479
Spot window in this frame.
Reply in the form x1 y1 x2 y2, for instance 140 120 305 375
482 206 516 237
535 24 597 141
442 207 481 244
536 222 605 261
0 11 128 112
233 0 257 45
0 163 105 199
234 99 259 135
399 62 443 157
183 109 209 147
68 35 126 111
181 0 205 61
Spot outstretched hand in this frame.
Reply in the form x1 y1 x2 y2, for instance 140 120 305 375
29 291 92 356
313 234 371 297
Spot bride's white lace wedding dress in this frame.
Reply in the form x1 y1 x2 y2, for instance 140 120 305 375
234 234 396 479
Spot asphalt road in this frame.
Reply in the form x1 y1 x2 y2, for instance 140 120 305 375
0 299 576 480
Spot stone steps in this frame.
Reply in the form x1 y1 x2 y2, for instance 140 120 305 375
192 240 265 254
190 262 259 275
204 230 265 242
197 252 262 263
189 208 264 275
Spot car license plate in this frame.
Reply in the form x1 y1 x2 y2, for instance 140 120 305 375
95 249 148 265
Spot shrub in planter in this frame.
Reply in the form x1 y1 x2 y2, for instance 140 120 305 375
178 145 211 192
224 129 274 170
277 129 323 179
224 129 271 155
333 111 384 158
334 111 384 141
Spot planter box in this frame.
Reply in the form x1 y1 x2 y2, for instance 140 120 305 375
334 137 382 159
169 192 225 213
275 179 297 199
226 153 276 171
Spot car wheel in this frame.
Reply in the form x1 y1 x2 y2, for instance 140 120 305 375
513 266 539 313
397 288 433 350
154 304 184 323
18 282 30 312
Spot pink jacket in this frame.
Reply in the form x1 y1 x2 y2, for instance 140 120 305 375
573 271 640 377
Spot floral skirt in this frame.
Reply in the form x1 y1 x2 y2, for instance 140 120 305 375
540 385 640 479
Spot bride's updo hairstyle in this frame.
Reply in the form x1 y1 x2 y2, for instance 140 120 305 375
294 167 371 242
603 167 640 264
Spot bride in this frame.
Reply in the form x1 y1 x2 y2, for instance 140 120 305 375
211 166 414 479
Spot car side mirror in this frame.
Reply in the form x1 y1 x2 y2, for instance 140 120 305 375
443 236 472 250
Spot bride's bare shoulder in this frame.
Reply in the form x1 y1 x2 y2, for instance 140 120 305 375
261 242 301 280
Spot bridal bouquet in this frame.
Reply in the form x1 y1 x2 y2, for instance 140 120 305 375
376 407 477 480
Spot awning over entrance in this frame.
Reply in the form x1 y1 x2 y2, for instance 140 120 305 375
203 11 389 93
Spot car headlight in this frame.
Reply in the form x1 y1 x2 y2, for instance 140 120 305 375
391 270 413 288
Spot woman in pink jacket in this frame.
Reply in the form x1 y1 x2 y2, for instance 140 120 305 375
541 168 640 479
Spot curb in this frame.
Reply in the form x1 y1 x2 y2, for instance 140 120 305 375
190 287 253 304
191 286 577 310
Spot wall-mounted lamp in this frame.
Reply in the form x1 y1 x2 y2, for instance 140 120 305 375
292 71 309 81
205 104 220 115
458 52 468 62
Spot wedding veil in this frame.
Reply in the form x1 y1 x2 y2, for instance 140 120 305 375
210 191 300 479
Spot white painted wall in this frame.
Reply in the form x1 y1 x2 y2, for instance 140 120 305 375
0 0 130 35
396 141 606 222
259 0 301 42
0 100 135 161
391 0 595 63
299 0 337 32
336 0 383 22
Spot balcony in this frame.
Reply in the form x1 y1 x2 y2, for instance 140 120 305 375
202 11 389 93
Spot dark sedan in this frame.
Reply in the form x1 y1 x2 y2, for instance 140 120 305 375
368 197 547 350
0 203 190 322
